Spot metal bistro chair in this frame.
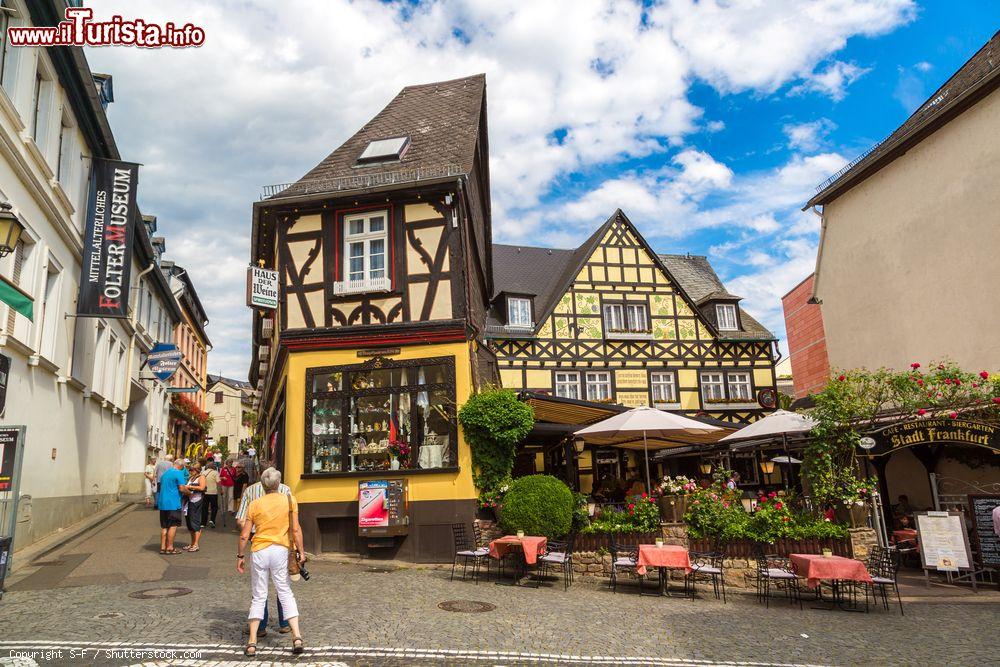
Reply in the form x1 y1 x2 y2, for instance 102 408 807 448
450 522 489 584
754 546 802 609
537 533 576 590
609 536 640 594
866 545 905 615
687 538 727 603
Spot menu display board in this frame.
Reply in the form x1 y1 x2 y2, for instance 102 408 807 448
358 479 409 537
915 511 973 572
968 495 1000 568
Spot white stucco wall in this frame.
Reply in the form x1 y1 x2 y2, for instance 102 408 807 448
815 85 1000 373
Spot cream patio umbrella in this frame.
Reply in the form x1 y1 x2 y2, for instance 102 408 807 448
574 407 722 492
720 409 817 488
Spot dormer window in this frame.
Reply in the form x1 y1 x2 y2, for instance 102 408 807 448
716 303 738 331
507 296 532 328
357 136 410 164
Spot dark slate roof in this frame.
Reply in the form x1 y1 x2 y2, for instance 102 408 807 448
485 211 774 341
808 29 1000 207
660 254 773 340
208 374 254 391
275 74 486 199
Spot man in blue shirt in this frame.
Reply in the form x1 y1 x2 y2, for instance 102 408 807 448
158 459 189 554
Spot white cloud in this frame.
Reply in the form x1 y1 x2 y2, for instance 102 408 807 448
790 61 871 101
654 0 914 95
81 0 907 376
783 119 837 152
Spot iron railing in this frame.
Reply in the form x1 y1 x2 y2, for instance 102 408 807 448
260 164 464 200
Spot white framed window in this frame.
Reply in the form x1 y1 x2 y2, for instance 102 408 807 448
56 113 77 187
0 3 23 97
585 371 612 401
727 371 753 401
700 371 725 402
650 372 677 404
716 303 738 331
626 303 648 331
602 303 624 331
336 210 390 294
36 255 62 361
603 302 649 335
507 296 532 327
29 68 53 150
554 371 580 400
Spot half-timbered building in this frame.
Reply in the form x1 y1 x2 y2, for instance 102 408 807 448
487 210 779 492
249 75 495 560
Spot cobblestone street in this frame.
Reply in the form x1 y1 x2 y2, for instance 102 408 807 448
1 506 998 666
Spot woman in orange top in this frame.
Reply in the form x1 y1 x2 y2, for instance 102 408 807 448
236 467 306 656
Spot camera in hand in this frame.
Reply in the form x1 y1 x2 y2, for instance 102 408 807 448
298 564 310 581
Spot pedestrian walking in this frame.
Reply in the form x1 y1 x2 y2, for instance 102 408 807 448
202 461 220 528
237 464 292 636
219 458 236 526
153 454 174 505
233 463 250 508
183 462 206 552
143 456 157 508
236 467 305 656
238 450 256 484
157 458 188 555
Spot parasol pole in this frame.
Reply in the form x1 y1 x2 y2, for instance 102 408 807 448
782 432 792 492
643 430 652 493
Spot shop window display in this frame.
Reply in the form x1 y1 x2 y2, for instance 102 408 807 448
305 357 457 474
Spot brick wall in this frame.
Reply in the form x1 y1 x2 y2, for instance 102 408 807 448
782 274 830 399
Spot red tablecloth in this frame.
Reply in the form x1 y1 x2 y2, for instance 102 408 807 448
789 553 873 589
489 536 547 565
636 544 692 576
892 529 918 543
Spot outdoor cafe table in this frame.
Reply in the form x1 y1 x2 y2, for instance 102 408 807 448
790 553 873 610
490 535 547 586
637 544 692 596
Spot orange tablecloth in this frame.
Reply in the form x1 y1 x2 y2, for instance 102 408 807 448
636 544 692 576
489 536 547 565
789 553 873 589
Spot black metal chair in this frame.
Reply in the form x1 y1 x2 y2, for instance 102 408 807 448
754 545 802 609
450 522 489 584
687 538 727 602
865 545 904 615
537 533 576 589
609 536 640 594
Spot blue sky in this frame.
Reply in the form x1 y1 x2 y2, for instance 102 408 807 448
83 1 999 378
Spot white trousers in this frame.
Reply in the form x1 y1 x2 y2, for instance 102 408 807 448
248 544 299 621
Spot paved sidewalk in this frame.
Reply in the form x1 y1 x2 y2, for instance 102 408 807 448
1 509 997 666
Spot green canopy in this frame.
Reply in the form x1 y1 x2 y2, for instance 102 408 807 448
0 275 32 321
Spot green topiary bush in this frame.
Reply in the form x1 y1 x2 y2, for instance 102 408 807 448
499 474 573 538
458 387 534 494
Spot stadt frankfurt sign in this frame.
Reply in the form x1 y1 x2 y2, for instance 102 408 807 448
865 417 1000 457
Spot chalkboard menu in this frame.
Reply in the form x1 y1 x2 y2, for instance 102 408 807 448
358 479 409 537
968 494 1000 568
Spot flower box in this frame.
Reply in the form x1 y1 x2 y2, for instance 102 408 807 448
657 495 688 523
687 536 853 559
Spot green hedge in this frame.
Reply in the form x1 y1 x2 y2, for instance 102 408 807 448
499 475 573 538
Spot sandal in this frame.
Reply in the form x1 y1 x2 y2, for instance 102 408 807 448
292 637 304 655
163 549 183 555
244 643 256 657
186 545 199 552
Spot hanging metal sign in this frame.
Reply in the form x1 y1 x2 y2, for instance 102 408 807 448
145 343 183 382
246 266 279 310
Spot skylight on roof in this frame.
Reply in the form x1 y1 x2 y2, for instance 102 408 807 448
357 136 410 163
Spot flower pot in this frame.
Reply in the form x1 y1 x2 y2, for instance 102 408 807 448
658 495 688 523
835 504 870 528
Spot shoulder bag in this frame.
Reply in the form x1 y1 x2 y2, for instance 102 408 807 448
287 493 302 577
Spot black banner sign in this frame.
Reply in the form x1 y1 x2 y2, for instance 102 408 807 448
77 159 139 318
866 418 1000 457
0 426 19 492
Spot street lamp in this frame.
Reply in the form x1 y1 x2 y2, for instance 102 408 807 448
759 459 776 475
0 202 24 258
573 437 585 455
698 460 712 475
